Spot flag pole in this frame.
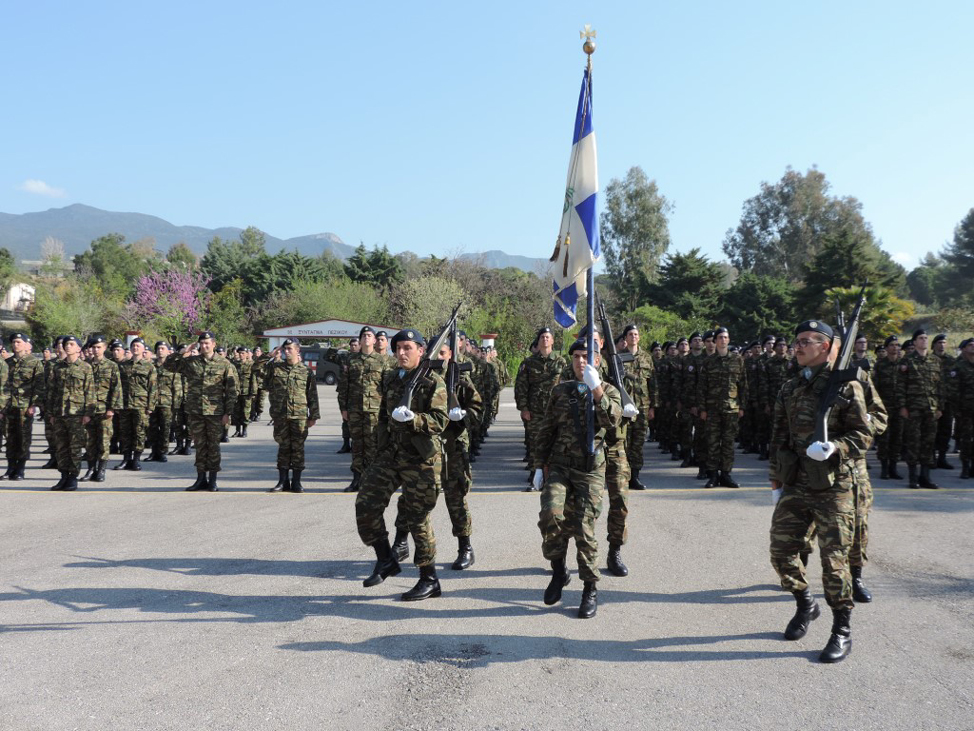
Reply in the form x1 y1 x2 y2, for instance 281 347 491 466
582 29 597 461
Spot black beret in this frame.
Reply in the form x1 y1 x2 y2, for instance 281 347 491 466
359 326 375 339
662 341 674 350
8 332 26 343
676 337 688 346
855 334 868 343
622 324 639 337
883 335 899 347
762 335 775 345
281 338 297 347
748 341 759 349
794 320 834 340
903 339 914 348
89 334 107 345
109 339 124 349
235 346 247 353
155 341 171 350
960 338 973 349
568 339 597 355
874 344 885 352
729 345 740 353
703 330 715 340
577 322 601 339
690 332 703 341
467 338 479 347
215 345 226 353
62 335 83 348
375 331 388 338
713 327 729 336
198 331 215 342
348 336 359 343
774 336 788 346
650 341 661 350
457 330 468 340
536 327 553 340
912 329 926 340
130 337 145 347
932 333 947 345
391 328 426 348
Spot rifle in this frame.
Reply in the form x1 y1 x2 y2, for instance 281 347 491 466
813 282 868 444
398 302 462 410
595 292 636 413
445 319 474 412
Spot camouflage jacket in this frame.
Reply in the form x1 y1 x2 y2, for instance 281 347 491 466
745 356 764 405
155 360 179 409
338 351 387 414
873 356 901 410
234 360 254 397
534 380 623 471
163 352 238 416
375 366 448 460
444 370 483 448
46 358 96 418
514 351 565 414
261 358 320 421
681 351 707 409
762 354 792 409
946 357 974 412
697 351 747 413
88 356 123 414
621 347 658 410
0 356 7 396
4 353 46 411
862 372 888 443
894 351 943 414
118 358 158 412
769 362 871 490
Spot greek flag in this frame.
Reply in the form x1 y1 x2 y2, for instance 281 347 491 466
550 66 599 328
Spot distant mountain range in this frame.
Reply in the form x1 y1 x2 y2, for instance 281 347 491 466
0 204 549 273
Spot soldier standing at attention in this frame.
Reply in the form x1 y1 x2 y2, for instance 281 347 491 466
0 333 46 481
249 345 265 422
947 338 974 478
335 336 359 454
40 338 65 469
931 333 956 469
164 332 239 492
80 335 122 483
874 335 904 480
114 338 157 472
515 327 565 491
621 324 657 490
231 347 253 438
338 327 387 493
375 331 392 362
698 327 747 488
682 332 708 477
895 329 944 489
46 336 95 492
356 328 448 601
145 341 176 462
769 320 871 664
259 340 319 493
534 339 623 618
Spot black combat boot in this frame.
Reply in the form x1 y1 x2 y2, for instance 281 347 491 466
819 607 852 663
0 460 14 480
50 472 68 491
879 460 889 480
961 460 971 479
936 451 954 469
629 470 647 490
392 529 410 562
401 564 441 601
289 469 303 493
186 471 209 491
918 465 939 489
79 461 96 482
221 429 229 443
206 470 219 491
704 470 719 488
851 565 872 603
336 437 351 453
363 539 401 587
178 442 192 456
170 440 181 455
41 456 58 470
680 450 693 468
578 581 598 619
907 463 919 489
543 558 571 605
671 443 682 461
268 468 290 493
128 452 143 471
241 425 248 438
758 444 770 461
231 425 241 438
783 588 821 640
606 544 628 577
888 460 903 480
61 474 78 492
13 459 27 480
110 440 120 455
114 452 131 471
719 469 740 488
343 472 360 493
696 465 707 479
93 460 106 482
451 536 474 570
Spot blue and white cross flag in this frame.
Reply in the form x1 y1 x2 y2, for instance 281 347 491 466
550 66 599 329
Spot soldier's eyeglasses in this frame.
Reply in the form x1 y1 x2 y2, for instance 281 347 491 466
794 338 827 348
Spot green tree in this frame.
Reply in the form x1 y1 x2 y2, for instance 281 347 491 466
389 275 468 338
202 279 250 345
73 233 160 297
26 278 108 344
645 248 726 320
600 166 672 312
719 272 798 339
824 285 915 342
723 167 876 281
254 278 391 333
940 208 974 304
343 244 405 287
166 242 199 270
906 253 943 307
0 247 17 294
628 304 709 345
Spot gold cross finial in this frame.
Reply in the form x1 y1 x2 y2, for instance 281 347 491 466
580 24 597 41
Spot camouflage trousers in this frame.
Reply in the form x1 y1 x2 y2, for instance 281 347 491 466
147 406 172 454
876 410 905 462
525 412 547 467
657 403 675 446
356 444 442 567
273 418 309 470
956 410 973 462
441 438 473 537
117 409 150 454
539 461 605 583
233 396 253 427
801 462 872 568
677 409 693 453
4 408 35 461
188 414 225 472
349 410 380 476
172 405 189 447
625 410 648 472
904 407 937 467
936 406 954 454
692 413 707 462
44 415 56 456
705 410 739 471
770 480 856 610
84 414 114 462
53 416 87 476
250 390 264 419
603 442 630 546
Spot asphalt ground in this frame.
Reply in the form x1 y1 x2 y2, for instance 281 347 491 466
1 387 972 731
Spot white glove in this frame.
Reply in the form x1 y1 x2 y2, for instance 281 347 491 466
806 441 836 462
532 469 544 491
623 403 639 419
582 364 601 390
448 406 466 422
391 406 415 423
771 488 782 506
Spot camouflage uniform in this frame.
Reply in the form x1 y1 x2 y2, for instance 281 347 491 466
697 351 747 472
85 355 123 464
655 355 675 450
148 359 177 457
514 351 565 468
534 378 623 584
338 351 388 479
3 353 45 467
934 350 957 460
117 358 158 457
47 358 95 477
769 363 871 610
895 351 943 469
355 366 448 567
262 356 320 469
621 348 657 476
163 351 238 473
946 356 974 472
682 351 708 469
232 358 253 429
250 358 266 421
874 355 905 466
43 357 60 459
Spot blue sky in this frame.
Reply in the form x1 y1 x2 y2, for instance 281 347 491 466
3 1 971 271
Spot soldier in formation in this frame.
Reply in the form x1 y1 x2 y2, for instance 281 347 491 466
80 335 122 483
337 326 387 493
698 327 746 488
45 336 95 492
895 329 943 489
114 337 157 471
947 338 974 479
1 333 45 481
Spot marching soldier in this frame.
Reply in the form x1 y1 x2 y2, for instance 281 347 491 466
145 341 176 462
80 335 122 483
164 332 239 492
114 337 157 471
337 326 387 492
46 336 95 491
534 339 623 618
697 327 747 488
946 338 974 478
895 330 944 488
259 340 319 493
874 335 905 479
356 328 448 601
1 333 45 481
768 320 871 664
515 327 565 491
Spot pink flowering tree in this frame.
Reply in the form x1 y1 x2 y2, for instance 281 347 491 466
130 269 212 343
